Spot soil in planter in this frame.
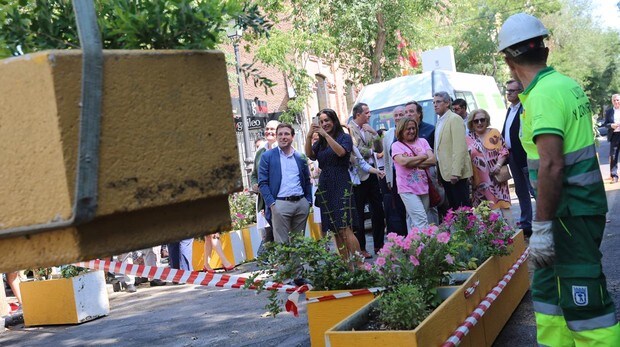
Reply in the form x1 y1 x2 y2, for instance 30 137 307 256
356 308 390 331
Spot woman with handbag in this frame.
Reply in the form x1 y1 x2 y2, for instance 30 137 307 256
391 117 437 231
466 109 513 225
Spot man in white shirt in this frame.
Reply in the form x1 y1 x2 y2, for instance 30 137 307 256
604 94 620 183
501 79 534 237
258 124 312 243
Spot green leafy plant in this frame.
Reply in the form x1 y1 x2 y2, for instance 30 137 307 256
375 283 430 331
27 265 89 280
245 233 379 316
28 267 52 281
60 265 88 278
228 190 257 230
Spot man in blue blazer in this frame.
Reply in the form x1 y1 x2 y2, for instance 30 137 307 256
502 79 534 237
258 123 312 243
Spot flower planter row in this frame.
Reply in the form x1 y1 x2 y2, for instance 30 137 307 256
192 212 323 270
309 230 528 347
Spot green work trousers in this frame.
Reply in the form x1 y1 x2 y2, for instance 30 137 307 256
532 215 620 346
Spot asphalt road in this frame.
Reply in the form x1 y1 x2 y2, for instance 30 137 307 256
1 138 618 347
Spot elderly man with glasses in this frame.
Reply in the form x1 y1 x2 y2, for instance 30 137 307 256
433 91 473 209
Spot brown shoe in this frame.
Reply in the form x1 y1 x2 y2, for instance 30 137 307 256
361 251 372 259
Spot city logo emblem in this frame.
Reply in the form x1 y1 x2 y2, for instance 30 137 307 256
572 286 588 306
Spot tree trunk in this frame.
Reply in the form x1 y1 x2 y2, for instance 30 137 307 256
371 11 387 83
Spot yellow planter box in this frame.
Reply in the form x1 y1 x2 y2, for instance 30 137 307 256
326 233 529 346
20 270 109 326
192 230 247 270
325 272 481 347
306 290 375 347
191 215 322 269
480 230 529 346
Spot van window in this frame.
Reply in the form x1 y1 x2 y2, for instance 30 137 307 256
454 91 477 113
368 100 436 130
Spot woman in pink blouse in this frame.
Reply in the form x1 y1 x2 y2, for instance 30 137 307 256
391 118 436 231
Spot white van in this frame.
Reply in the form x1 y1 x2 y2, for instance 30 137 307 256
353 70 507 131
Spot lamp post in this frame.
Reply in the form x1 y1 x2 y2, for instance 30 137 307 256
227 19 253 187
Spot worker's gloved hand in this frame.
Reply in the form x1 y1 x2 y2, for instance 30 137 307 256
529 220 555 269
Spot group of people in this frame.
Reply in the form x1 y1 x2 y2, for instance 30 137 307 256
249 12 620 345
248 88 530 264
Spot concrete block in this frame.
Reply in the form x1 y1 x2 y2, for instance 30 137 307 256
0 50 241 272
21 270 109 326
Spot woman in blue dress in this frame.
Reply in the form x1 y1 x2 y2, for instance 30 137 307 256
305 108 362 263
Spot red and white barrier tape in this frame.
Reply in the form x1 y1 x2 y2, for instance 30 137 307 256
74 259 311 316
305 287 384 304
441 247 530 347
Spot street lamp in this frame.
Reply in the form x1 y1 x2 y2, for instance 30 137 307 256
227 18 253 187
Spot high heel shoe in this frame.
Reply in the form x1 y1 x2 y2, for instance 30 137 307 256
202 266 215 273
223 264 235 272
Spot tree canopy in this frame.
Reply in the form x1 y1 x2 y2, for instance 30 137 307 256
2 0 618 118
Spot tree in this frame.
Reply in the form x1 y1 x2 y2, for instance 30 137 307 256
0 0 274 89
543 0 620 116
251 0 438 121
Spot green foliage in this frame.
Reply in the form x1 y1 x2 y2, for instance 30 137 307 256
544 0 620 116
60 265 88 278
228 191 257 229
245 233 380 316
375 283 430 331
28 267 52 280
0 0 276 91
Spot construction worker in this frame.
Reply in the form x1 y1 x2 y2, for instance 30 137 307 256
498 13 620 346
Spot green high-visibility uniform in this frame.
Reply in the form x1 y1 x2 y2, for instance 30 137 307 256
520 66 620 346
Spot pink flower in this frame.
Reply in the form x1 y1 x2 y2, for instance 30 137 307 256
236 212 245 219
416 244 424 257
375 257 386 266
489 213 500 222
444 210 456 224
386 232 399 241
493 239 505 246
409 255 420 266
436 232 450 244
406 231 421 242
363 263 373 271
445 254 454 264
422 227 434 236
379 247 392 257
402 238 412 250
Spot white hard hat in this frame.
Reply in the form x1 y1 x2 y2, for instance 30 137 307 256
497 13 549 55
